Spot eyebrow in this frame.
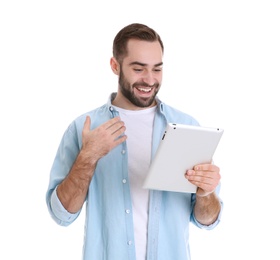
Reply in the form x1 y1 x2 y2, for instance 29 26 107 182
129 61 163 67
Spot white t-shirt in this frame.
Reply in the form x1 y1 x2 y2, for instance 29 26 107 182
114 105 156 260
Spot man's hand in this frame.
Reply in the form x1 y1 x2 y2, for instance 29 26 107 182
82 116 127 163
185 164 221 197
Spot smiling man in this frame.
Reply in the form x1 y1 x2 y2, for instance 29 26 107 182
111 39 163 109
46 23 223 260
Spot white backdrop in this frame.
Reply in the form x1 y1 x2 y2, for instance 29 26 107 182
1 1 279 259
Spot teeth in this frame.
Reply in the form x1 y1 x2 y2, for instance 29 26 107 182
137 87 152 92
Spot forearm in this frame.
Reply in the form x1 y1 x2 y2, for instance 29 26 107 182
57 150 97 213
194 192 221 226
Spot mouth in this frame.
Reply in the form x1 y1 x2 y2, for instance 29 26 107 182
135 87 153 93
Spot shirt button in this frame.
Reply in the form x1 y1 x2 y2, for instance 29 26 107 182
121 150 126 154
127 240 132 245
109 106 114 111
125 209 130 214
122 179 127 184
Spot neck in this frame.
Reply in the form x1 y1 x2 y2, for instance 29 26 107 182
112 92 157 111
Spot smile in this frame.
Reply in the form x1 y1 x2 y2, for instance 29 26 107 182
136 87 152 93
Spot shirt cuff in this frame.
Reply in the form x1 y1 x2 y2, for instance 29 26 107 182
50 186 80 223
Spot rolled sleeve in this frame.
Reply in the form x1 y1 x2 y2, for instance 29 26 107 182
50 187 80 226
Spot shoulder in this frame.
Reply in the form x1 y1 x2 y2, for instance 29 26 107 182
159 101 200 126
66 104 109 134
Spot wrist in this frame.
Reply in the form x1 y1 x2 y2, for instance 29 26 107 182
196 189 215 198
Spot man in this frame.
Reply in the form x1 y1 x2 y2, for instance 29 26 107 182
46 23 223 260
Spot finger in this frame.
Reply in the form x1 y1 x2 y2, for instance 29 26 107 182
83 116 91 132
111 124 126 138
113 134 127 146
194 164 219 172
103 116 122 130
186 173 213 185
186 167 220 184
191 170 221 184
105 119 126 136
187 175 217 194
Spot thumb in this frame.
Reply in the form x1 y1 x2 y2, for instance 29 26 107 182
83 115 91 133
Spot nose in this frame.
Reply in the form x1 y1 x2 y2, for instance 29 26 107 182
142 71 156 86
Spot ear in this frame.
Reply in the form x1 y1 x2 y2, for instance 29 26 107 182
110 57 120 75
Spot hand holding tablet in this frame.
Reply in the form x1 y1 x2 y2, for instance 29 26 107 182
143 123 224 193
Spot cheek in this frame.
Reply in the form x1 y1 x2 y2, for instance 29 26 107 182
129 74 142 84
123 68 137 81
155 73 162 83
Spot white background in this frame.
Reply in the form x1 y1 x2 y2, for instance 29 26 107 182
1 1 279 259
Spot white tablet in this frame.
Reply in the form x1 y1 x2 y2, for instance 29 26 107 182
143 123 224 193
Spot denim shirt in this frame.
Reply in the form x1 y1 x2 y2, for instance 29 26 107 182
46 93 223 260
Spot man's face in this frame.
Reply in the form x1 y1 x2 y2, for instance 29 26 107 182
118 39 163 109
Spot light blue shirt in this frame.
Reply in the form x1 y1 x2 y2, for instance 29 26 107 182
46 93 223 260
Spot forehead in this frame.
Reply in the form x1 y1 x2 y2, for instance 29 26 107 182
124 39 163 65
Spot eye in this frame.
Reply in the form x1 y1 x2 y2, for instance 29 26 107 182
133 68 143 72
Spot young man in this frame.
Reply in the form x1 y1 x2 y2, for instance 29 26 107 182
46 23 223 260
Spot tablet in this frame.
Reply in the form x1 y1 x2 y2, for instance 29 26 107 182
142 123 224 193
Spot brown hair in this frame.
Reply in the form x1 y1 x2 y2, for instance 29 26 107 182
113 23 164 63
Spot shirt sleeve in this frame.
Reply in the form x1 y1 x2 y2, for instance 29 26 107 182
49 186 80 226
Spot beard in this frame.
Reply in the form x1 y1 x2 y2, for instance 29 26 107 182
118 69 160 108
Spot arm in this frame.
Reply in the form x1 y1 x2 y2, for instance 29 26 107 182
57 116 127 213
185 164 221 225
193 191 221 225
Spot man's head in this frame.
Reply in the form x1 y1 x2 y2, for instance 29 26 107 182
111 23 164 110
112 23 164 64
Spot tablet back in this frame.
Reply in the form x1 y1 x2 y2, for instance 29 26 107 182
143 123 224 193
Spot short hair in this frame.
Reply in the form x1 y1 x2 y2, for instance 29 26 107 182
113 23 164 63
